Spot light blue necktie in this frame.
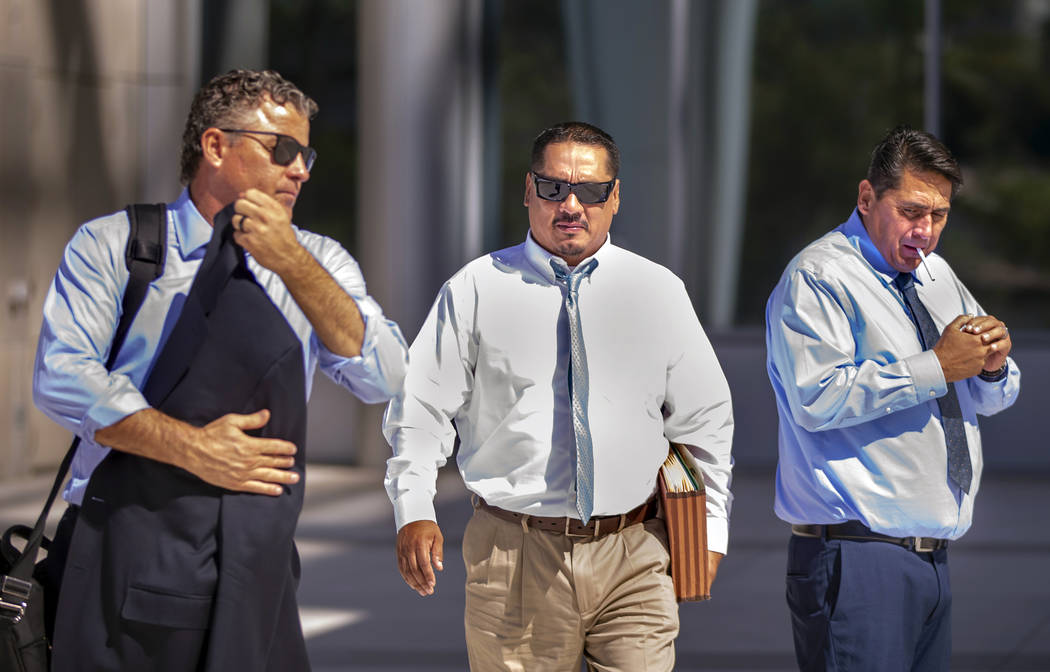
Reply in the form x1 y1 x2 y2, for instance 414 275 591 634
551 258 599 523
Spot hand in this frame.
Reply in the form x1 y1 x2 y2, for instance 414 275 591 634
233 187 367 359
706 551 724 589
932 315 1003 383
396 520 444 596
963 314 1011 373
231 188 309 274
183 409 300 496
95 407 299 497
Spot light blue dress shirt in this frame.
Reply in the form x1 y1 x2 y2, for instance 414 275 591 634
33 189 409 505
766 209 1020 539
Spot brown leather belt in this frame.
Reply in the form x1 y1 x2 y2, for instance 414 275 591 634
791 521 949 553
477 496 659 540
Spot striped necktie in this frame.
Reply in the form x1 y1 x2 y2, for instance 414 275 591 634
894 272 973 493
552 257 599 523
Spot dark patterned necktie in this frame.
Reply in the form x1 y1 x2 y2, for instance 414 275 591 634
894 272 972 493
552 257 599 523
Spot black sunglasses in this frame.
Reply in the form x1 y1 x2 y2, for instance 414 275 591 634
219 129 317 171
531 173 615 204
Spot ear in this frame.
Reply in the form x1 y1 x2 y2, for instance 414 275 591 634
609 179 621 215
200 128 227 169
857 179 875 215
523 172 533 207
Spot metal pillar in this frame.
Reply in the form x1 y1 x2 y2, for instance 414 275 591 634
708 0 758 328
355 0 486 465
924 0 942 137
200 0 268 79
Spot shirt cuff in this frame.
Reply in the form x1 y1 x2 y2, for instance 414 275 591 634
322 294 378 363
321 295 408 404
393 494 438 532
706 516 729 555
905 350 947 403
81 378 151 441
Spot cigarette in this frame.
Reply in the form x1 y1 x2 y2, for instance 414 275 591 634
917 248 936 282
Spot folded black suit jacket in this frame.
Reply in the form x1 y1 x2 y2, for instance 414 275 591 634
53 205 310 671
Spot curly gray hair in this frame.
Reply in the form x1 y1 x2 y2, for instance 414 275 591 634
179 69 318 184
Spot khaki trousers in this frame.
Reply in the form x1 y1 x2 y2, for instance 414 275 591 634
463 506 679 671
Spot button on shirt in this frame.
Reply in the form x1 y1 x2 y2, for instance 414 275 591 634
765 209 1020 539
34 189 409 505
383 233 735 553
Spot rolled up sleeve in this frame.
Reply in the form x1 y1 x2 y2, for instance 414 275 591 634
313 244 409 404
32 219 149 441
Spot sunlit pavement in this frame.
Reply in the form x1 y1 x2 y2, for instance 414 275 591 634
3 466 1048 671
297 466 1050 671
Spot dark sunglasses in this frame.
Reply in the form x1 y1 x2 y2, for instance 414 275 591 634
219 129 317 171
531 173 615 204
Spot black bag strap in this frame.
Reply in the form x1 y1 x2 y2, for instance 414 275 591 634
8 204 168 579
113 204 167 356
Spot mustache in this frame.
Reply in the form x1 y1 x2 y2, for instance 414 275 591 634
555 213 585 225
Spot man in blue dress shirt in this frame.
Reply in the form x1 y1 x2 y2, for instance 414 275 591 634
33 70 407 668
765 126 1020 670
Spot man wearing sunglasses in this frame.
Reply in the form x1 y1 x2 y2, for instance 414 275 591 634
33 69 408 670
384 121 734 670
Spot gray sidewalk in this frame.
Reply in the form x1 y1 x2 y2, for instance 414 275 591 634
3 466 1048 671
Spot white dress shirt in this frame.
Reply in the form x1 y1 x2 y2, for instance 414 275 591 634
384 233 734 553
34 189 409 505
766 210 1020 539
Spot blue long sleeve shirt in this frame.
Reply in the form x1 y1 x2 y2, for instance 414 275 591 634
765 209 1020 539
33 189 409 505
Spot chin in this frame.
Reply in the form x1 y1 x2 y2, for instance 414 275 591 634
557 242 585 257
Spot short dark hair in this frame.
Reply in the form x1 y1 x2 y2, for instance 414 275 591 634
179 69 319 185
530 121 621 178
867 125 963 199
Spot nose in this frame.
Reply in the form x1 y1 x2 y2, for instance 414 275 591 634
287 152 310 182
560 192 584 212
912 213 932 240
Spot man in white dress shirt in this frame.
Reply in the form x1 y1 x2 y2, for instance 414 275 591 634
383 121 734 670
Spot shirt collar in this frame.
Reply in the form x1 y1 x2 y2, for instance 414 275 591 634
523 230 610 283
837 208 922 286
172 188 214 259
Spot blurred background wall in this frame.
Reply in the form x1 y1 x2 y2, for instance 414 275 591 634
0 1 203 476
2 0 1048 481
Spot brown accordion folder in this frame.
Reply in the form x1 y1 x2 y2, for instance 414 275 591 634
658 442 711 602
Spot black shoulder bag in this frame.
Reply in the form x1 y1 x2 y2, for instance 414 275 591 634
0 203 167 671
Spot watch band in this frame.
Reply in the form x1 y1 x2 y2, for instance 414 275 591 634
978 363 1008 382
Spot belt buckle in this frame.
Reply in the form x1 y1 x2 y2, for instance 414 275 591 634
912 537 938 552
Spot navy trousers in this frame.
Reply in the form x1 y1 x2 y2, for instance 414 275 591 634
786 534 952 671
